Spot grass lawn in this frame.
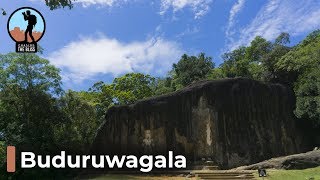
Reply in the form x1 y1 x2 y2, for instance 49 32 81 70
254 166 320 180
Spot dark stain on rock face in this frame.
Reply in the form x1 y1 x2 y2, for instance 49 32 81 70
91 78 304 169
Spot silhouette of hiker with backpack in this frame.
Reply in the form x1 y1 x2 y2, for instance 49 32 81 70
22 10 37 43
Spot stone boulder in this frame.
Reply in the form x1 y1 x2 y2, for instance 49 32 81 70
233 150 320 170
91 78 304 169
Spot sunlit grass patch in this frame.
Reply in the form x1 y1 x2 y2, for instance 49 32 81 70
253 166 320 180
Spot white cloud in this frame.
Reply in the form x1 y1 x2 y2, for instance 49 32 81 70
229 0 320 50
176 26 200 38
48 35 183 82
74 0 129 7
225 0 245 41
29 0 212 18
160 0 213 19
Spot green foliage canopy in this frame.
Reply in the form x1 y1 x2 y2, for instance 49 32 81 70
172 53 214 87
0 53 64 152
276 30 320 127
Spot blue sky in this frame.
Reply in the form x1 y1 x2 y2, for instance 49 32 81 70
1 0 320 91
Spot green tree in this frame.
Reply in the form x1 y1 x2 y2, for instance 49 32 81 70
55 90 98 153
172 53 214 87
0 53 64 152
294 67 320 127
219 33 291 81
221 46 249 78
276 30 320 127
245 36 272 62
154 77 175 95
86 72 156 114
220 45 264 80
0 141 5 168
82 81 114 123
0 53 62 94
112 73 155 105
260 33 291 82
276 30 320 76
44 0 73 10
206 68 224 80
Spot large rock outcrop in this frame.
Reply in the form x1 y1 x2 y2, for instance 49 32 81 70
233 150 320 170
91 78 303 169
